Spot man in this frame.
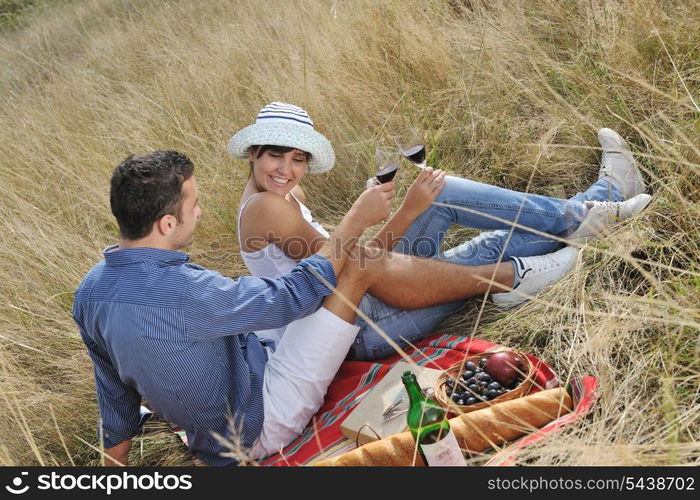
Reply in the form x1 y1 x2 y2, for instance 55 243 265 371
73 150 579 466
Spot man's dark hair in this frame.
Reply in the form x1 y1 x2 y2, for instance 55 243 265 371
110 150 194 240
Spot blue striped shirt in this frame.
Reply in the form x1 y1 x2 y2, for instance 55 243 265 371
72 245 335 466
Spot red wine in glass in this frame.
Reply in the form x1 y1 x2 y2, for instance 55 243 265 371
376 164 399 183
374 147 401 184
403 145 426 166
397 128 427 168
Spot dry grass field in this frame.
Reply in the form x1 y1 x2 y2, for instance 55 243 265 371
0 0 698 466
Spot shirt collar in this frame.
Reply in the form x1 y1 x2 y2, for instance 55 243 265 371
103 244 190 266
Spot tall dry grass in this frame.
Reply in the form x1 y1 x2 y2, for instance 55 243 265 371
0 0 697 465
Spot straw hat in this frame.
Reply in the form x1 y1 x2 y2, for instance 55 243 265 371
226 102 335 174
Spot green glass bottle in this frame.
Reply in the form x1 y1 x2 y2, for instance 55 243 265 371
402 370 466 466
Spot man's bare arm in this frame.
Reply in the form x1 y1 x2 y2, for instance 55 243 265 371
104 439 132 466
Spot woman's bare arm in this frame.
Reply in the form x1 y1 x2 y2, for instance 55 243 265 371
239 185 395 275
239 192 328 260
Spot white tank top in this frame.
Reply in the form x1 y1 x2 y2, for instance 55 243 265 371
237 191 330 345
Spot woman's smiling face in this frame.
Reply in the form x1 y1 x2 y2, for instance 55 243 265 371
249 146 309 196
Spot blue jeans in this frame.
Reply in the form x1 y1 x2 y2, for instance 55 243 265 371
349 176 623 361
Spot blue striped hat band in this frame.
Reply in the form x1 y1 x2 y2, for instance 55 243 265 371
256 102 314 127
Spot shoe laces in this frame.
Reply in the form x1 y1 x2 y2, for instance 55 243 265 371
600 154 614 175
587 200 621 219
600 150 626 175
515 253 563 275
532 253 565 272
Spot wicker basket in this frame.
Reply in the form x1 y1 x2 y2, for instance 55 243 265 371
435 350 536 414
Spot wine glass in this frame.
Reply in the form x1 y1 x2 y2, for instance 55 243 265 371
374 147 401 184
397 127 427 168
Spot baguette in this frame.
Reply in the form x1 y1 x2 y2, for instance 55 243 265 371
315 387 572 466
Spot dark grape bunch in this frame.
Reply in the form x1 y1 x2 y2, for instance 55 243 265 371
443 356 522 406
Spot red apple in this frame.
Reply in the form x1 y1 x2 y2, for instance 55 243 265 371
484 351 521 387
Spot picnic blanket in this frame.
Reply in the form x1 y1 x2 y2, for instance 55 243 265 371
170 333 597 465
257 333 598 466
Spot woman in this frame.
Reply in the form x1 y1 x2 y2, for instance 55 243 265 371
229 102 650 361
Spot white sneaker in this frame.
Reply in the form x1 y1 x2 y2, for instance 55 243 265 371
491 246 579 309
568 193 652 242
597 128 646 199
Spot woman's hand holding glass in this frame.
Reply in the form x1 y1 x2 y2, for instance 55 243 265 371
399 167 446 219
350 181 395 228
367 147 401 188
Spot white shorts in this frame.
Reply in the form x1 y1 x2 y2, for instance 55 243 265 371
250 307 360 458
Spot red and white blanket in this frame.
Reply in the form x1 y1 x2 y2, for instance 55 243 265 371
172 333 597 465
